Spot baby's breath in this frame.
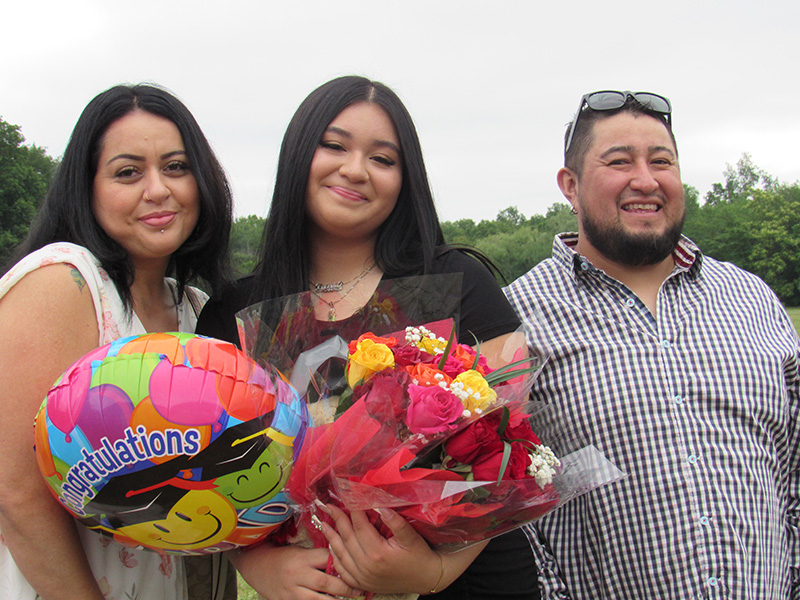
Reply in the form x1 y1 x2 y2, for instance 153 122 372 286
527 444 561 488
405 325 447 354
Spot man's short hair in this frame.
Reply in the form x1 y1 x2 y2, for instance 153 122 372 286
564 98 677 177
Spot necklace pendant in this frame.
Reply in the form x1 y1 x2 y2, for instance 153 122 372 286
328 307 336 321
315 282 343 293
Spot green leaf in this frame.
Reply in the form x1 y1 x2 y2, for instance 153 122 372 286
497 441 512 483
436 326 457 370
484 357 542 386
496 405 510 436
334 387 354 417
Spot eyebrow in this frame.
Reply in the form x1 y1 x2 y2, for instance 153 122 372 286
325 126 401 155
105 150 188 166
599 145 676 159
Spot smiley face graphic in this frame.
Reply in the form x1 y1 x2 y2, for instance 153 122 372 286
117 489 236 551
213 437 293 508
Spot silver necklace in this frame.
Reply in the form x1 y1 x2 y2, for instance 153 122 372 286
310 263 376 321
310 262 375 294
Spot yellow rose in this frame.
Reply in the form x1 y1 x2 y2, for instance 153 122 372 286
347 339 396 387
417 335 447 355
453 370 497 413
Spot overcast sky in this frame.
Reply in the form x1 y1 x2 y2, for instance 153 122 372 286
3 0 798 223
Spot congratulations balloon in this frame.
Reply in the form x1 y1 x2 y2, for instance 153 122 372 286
34 332 307 555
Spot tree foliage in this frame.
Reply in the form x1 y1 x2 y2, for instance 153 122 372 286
747 186 800 303
229 215 266 277
443 203 576 283
703 153 777 205
441 155 800 306
0 118 59 268
3 123 797 307
683 154 800 305
226 155 800 307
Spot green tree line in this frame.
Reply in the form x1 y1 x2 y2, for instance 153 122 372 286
0 118 58 265
228 154 800 305
2 116 798 305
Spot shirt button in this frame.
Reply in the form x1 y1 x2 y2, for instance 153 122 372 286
688 454 698 464
661 339 671 349
580 261 590 271
674 394 683 404
708 577 718 587
625 298 635 308
700 516 710 525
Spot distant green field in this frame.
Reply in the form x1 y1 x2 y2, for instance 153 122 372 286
238 577 258 600
788 307 800 335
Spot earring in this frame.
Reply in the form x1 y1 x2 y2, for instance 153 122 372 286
570 206 578 215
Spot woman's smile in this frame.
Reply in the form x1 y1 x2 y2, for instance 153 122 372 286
140 211 177 228
305 102 402 241
329 186 367 202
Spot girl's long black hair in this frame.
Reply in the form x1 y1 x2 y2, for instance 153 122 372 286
250 75 500 303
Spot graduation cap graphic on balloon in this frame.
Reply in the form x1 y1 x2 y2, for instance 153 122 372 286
35 332 308 554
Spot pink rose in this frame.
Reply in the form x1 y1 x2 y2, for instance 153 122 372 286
405 385 463 435
440 353 468 379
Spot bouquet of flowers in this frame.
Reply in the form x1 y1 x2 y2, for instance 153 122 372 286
288 323 568 552
236 275 624 557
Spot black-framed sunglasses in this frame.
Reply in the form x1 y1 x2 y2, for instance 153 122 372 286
564 90 672 153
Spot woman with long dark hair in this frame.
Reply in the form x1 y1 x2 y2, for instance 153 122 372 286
0 84 234 600
198 76 539 599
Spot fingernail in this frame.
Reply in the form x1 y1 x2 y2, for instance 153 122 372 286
311 514 324 531
314 499 331 513
372 507 389 519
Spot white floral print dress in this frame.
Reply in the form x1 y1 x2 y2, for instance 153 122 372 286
0 242 207 600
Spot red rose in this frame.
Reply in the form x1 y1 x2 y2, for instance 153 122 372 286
472 441 530 481
392 343 435 367
405 384 463 435
444 416 503 465
361 370 411 422
503 412 542 446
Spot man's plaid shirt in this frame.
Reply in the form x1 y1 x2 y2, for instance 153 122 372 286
504 233 800 599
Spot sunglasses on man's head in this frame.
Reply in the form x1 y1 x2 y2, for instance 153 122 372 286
564 90 672 153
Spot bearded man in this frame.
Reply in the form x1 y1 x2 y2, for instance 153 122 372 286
505 91 800 598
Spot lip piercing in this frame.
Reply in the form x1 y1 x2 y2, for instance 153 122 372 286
160 229 165 233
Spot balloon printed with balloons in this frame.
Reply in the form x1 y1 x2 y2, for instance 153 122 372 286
34 332 307 555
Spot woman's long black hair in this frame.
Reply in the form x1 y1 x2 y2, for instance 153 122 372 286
250 76 455 302
12 83 233 308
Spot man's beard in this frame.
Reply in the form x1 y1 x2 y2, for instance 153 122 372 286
581 210 685 267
